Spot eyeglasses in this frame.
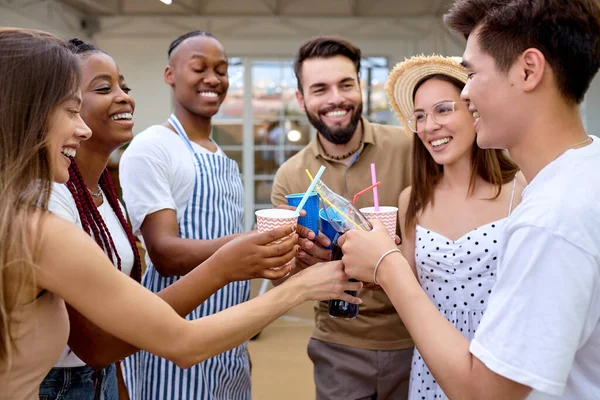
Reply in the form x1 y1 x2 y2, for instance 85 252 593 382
406 101 469 133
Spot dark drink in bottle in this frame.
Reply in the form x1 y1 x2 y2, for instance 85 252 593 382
327 234 359 319
312 178 371 320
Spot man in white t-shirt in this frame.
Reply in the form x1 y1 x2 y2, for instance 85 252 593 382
337 0 600 399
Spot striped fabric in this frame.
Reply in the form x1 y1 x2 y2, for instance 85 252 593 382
122 114 251 400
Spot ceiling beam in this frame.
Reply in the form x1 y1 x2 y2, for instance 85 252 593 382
346 0 359 17
193 0 207 15
70 0 119 14
172 0 198 14
262 0 279 15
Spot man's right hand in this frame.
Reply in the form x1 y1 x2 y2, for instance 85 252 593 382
275 204 332 267
295 224 332 266
212 225 299 282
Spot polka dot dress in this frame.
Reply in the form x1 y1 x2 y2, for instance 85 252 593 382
408 219 506 400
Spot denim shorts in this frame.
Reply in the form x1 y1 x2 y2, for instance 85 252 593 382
39 363 118 400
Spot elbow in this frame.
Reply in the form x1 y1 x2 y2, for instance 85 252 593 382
168 342 210 370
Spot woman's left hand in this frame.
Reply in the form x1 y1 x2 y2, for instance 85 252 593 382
338 219 399 283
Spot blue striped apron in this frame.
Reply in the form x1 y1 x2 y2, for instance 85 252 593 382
122 114 251 400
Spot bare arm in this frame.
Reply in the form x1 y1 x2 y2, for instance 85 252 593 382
66 225 298 369
140 208 237 277
37 213 359 369
339 222 531 400
397 186 417 275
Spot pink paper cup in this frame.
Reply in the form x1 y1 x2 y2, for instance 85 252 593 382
359 206 398 238
255 209 298 269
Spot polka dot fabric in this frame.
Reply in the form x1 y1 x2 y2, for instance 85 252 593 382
408 219 506 400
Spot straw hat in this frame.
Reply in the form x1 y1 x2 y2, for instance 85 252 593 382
385 55 468 133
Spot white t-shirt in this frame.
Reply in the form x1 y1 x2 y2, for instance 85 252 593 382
470 137 600 399
49 183 135 368
118 125 225 264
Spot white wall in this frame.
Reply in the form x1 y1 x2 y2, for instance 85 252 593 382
0 1 84 38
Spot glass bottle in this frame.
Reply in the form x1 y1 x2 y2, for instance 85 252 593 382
314 180 372 319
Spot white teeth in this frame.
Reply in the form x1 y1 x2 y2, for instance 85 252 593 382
431 138 451 147
325 110 348 118
200 92 218 98
111 112 133 121
61 147 76 158
473 111 480 119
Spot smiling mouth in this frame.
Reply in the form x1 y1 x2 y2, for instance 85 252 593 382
199 91 219 99
473 111 480 120
61 147 76 158
111 112 133 121
430 137 452 148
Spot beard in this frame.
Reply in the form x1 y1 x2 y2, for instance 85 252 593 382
305 102 363 145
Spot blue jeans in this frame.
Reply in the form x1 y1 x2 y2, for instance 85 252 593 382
39 363 118 400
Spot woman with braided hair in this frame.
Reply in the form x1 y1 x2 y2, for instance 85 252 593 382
36 38 323 400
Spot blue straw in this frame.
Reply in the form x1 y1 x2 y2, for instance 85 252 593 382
295 165 326 217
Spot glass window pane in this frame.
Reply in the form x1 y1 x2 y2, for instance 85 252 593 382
215 57 244 119
252 60 286 119
360 57 390 124
212 123 242 146
255 120 311 146
255 179 274 205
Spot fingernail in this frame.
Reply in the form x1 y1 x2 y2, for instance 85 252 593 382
323 238 331 246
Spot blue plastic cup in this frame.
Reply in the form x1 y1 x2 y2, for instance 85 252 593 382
286 192 319 234
319 208 339 250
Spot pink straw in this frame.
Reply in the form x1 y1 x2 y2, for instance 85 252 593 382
370 163 380 211
352 181 381 205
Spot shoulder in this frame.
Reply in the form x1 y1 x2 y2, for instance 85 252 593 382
121 125 186 173
508 168 600 252
48 183 78 223
50 183 74 202
398 186 412 210
123 125 182 159
370 122 413 149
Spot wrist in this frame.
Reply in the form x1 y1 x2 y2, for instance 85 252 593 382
275 277 305 307
377 251 405 288
204 256 231 286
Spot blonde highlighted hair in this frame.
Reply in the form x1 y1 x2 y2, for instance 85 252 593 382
0 28 80 364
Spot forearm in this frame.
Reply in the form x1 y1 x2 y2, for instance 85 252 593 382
69 258 228 368
149 234 238 276
378 254 479 400
177 278 304 367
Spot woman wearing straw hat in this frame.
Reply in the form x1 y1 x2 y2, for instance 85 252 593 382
353 55 525 399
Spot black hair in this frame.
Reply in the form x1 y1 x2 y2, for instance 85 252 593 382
167 30 215 58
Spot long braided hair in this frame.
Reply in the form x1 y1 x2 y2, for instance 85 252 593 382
66 38 142 282
66 164 142 282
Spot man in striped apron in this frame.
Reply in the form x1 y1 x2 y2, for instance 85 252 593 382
118 31 251 400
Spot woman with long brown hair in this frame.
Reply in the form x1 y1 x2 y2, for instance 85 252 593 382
0 28 362 400
346 55 525 400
